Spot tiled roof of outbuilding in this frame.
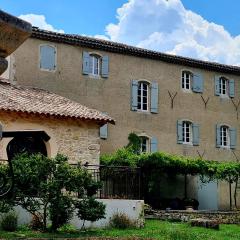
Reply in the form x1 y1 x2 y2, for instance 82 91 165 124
31 27 240 75
0 78 115 124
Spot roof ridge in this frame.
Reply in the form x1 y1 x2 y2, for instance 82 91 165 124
31 27 240 75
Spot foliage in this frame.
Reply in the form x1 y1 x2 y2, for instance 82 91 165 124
0 211 18 232
0 153 105 232
109 212 134 229
75 197 106 229
57 224 77 234
101 150 240 183
126 132 141 154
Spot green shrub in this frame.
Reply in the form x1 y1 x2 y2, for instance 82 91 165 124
57 224 77 233
109 212 134 229
1 211 18 232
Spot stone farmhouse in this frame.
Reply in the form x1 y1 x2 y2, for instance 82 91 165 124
2 27 240 210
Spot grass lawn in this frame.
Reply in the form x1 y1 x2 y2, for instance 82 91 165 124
0 220 239 239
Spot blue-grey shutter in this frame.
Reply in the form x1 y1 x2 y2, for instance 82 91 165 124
192 123 200 146
40 45 56 70
150 137 158 153
229 127 237 149
101 55 109 78
100 124 108 139
214 76 220 96
131 80 138 111
177 120 183 144
82 51 90 75
216 124 221 148
150 81 159 113
192 73 203 93
229 79 235 98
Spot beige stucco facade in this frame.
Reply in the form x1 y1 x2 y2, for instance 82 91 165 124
3 37 240 210
0 111 100 165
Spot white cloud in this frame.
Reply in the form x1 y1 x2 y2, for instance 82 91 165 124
104 0 240 65
19 14 64 33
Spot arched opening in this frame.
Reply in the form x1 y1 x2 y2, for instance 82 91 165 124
7 136 47 161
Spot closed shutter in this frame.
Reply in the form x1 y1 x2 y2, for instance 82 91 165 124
100 124 108 139
150 81 159 113
229 79 235 98
229 127 237 149
177 120 183 144
214 76 220 96
82 51 90 75
192 73 203 93
192 123 200 146
150 137 158 153
216 124 221 148
131 80 138 111
40 45 56 70
101 55 109 78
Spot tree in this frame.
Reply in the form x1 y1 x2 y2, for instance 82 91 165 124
0 153 105 231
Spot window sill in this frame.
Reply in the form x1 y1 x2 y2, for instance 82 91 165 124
181 89 192 93
40 68 56 73
182 142 193 146
136 110 150 114
218 146 230 150
219 94 229 99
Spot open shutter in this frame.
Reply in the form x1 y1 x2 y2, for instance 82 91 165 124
192 73 203 93
216 124 221 148
40 45 56 70
100 124 108 139
150 137 158 153
214 76 220 96
82 51 90 75
177 120 183 144
150 81 159 113
229 79 235 98
131 80 138 111
101 55 109 78
192 123 200 146
229 127 237 149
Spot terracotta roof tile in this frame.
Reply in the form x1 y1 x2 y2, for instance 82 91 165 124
0 78 115 124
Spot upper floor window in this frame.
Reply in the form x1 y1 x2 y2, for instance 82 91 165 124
40 45 56 71
182 121 192 144
177 120 199 146
220 125 229 147
182 71 192 90
131 80 158 113
138 82 149 111
215 76 235 98
90 54 101 76
181 70 203 93
82 51 109 78
216 124 236 149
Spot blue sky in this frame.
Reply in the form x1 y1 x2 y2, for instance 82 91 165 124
1 0 240 65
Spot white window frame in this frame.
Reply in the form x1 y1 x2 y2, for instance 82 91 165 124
220 125 230 148
182 121 192 145
219 77 229 97
39 44 57 72
139 136 150 153
137 81 149 112
89 54 101 76
181 71 192 91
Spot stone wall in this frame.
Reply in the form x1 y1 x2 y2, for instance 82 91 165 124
146 210 240 224
0 111 100 165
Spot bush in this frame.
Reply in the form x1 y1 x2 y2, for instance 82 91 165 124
1 211 18 232
57 224 77 234
109 212 134 229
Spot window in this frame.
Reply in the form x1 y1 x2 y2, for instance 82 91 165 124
82 51 109 78
220 125 229 147
182 71 192 90
215 76 235 98
182 121 192 144
90 54 101 76
177 120 199 146
40 45 56 71
137 82 149 111
139 136 150 153
219 77 228 96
